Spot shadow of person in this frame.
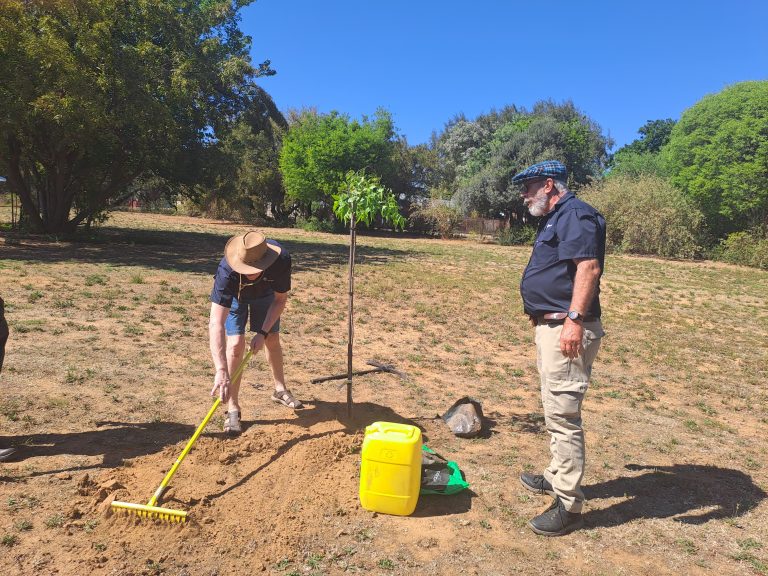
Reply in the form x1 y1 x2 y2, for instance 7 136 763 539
243 400 420 433
0 421 197 478
583 463 767 527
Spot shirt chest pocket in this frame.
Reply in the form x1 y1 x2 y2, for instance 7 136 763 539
533 227 559 264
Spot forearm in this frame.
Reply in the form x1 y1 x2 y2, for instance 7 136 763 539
261 293 287 332
209 304 229 372
570 259 601 314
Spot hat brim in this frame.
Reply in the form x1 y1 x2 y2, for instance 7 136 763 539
224 235 281 274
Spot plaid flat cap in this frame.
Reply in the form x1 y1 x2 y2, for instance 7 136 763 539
511 160 568 185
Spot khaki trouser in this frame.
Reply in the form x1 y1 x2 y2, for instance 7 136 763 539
535 320 604 513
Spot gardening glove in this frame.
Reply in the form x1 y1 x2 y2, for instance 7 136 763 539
211 369 230 402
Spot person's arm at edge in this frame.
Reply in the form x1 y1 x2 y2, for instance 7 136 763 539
560 257 601 359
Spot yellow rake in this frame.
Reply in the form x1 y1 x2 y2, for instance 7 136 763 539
111 350 252 523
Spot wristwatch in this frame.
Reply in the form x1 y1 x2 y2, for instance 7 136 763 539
257 328 269 337
567 310 584 321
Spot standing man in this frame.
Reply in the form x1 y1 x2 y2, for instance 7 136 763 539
209 230 302 436
0 296 17 462
514 160 606 536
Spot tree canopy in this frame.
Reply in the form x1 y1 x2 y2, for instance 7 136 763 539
278 108 397 217
0 0 273 233
431 101 613 219
662 81 768 237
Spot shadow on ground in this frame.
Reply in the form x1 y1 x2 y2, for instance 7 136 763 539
0 227 411 275
244 400 418 432
584 463 767 527
0 421 197 478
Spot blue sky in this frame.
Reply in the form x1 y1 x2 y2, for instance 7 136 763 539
240 0 768 151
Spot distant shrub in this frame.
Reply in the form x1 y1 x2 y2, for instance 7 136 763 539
296 216 336 233
410 202 464 239
713 228 768 270
496 224 537 246
580 174 705 259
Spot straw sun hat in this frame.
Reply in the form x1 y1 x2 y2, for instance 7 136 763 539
224 231 281 275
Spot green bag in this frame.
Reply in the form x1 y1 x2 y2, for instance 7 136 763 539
420 445 469 495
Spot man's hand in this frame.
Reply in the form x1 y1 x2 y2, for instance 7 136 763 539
210 368 230 402
249 333 266 353
560 319 584 359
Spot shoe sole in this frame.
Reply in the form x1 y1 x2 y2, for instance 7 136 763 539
527 517 584 537
519 477 555 497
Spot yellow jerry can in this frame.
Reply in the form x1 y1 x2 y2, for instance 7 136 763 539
359 421 422 516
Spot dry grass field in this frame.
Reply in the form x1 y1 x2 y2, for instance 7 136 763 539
1 211 767 575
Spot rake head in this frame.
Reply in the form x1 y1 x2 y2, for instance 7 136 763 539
111 500 188 523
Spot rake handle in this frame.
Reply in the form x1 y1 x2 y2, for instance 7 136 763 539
148 349 253 507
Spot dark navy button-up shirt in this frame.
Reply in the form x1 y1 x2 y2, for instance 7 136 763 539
520 193 606 318
210 240 291 309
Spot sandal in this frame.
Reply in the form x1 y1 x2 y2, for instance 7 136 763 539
223 411 242 435
271 389 303 410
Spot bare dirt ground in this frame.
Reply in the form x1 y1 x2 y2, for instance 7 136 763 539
1 212 767 576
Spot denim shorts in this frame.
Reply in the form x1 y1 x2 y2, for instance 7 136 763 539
225 293 280 336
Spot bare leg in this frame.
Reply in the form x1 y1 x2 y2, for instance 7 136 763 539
264 333 286 393
226 334 246 413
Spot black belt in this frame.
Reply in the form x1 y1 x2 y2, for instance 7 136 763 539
532 312 599 325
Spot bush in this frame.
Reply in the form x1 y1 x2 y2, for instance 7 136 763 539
410 202 464 239
295 216 337 233
713 228 768 270
580 174 705 259
496 224 537 246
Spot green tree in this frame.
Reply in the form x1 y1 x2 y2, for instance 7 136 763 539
279 108 397 219
442 101 612 220
198 86 288 221
0 0 273 234
609 119 675 178
662 81 768 237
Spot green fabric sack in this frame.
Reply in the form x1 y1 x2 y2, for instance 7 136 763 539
420 445 469 495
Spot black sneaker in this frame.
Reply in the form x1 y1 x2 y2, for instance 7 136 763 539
519 472 555 496
528 497 584 536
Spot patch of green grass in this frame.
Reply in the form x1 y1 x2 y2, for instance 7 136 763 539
27 290 43 303
7 494 40 511
732 551 768 574
274 558 291 570
130 274 145 284
44 514 64 528
1 534 18 547
14 519 32 531
677 538 698 555
378 558 395 570
739 538 763 551
123 324 144 336
85 274 107 286
305 553 324 568
1 399 21 421
52 296 75 309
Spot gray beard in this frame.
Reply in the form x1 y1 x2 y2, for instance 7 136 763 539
526 193 548 217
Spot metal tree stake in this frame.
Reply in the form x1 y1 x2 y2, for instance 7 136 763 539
346 203 357 416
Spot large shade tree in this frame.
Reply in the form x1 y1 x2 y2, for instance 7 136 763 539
279 108 398 218
436 100 612 220
0 0 274 234
662 81 768 237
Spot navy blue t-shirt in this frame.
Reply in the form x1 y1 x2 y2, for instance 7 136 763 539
210 240 291 308
520 193 606 317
